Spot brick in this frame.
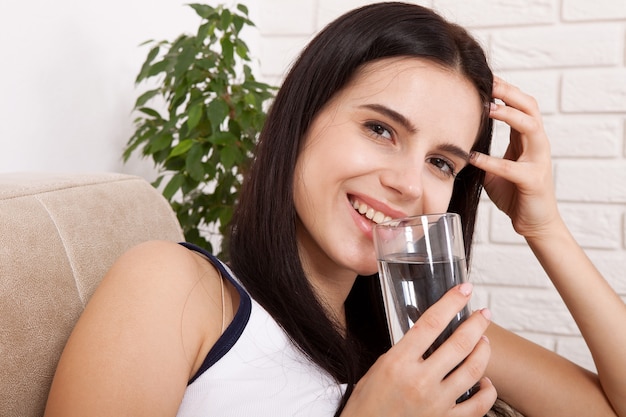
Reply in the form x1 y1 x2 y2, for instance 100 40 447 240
257 0 316 35
487 202 622 249
559 204 623 249
490 288 580 335
563 0 626 21
470 244 549 287
489 207 526 244
471 284 491 310
555 160 626 203
562 69 626 112
544 116 623 158
473 202 491 245
556 337 596 371
624 119 626 156
434 0 556 27
491 120 512 157
494 71 559 114
492 24 622 70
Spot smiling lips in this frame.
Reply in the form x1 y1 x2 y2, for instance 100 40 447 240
351 199 394 224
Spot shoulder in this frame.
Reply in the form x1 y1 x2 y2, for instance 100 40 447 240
90 240 228 378
100 240 223 300
46 241 228 414
107 240 206 282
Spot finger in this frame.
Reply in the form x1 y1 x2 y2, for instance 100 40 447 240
450 377 498 417
395 283 474 358
469 150 529 185
427 308 492 378
443 332 491 401
491 79 550 159
490 101 546 142
493 76 540 116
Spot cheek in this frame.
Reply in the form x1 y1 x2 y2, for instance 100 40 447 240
423 178 457 213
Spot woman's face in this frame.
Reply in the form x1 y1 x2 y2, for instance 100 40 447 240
293 57 483 280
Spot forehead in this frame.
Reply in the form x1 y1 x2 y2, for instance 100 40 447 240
343 57 481 107
328 56 484 145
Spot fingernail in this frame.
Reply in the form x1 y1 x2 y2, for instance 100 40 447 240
469 151 478 161
481 335 490 344
489 102 498 112
480 308 492 320
458 282 473 296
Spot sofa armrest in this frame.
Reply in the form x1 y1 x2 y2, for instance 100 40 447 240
0 172 184 417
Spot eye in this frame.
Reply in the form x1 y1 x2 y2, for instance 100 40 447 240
428 157 456 178
364 121 393 141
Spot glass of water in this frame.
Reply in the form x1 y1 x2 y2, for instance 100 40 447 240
373 212 477 402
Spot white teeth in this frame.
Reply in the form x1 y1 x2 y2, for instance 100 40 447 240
351 199 393 224
373 211 385 223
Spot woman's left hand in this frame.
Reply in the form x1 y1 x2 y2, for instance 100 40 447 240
469 77 561 239
472 77 626 417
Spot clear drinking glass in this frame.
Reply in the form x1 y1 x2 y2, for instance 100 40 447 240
373 212 478 402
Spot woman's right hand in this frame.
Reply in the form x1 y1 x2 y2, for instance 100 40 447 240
341 283 496 417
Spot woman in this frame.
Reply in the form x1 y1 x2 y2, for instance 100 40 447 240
45 3 626 417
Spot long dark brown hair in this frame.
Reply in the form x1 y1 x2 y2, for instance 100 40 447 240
230 2 516 415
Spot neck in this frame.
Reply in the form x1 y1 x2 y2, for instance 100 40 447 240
298 255 358 334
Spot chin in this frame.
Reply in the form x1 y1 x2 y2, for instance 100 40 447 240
353 261 379 277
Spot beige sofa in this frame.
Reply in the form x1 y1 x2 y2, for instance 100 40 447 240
0 172 184 417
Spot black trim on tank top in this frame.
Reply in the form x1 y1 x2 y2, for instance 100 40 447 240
179 242 252 385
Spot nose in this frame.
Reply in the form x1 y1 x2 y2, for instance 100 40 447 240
379 158 423 201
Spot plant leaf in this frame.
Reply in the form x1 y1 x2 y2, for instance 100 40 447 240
148 132 173 153
236 4 249 16
219 9 233 30
187 102 204 130
163 173 184 201
136 45 161 83
137 107 163 120
208 131 238 146
186 142 205 182
188 3 215 19
173 42 196 81
232 15 244 33
220 37 234 65
220 145 238 170
134 89 160 108
169 139 194 158
146 59 170 78
235 39 249 59
206 99 230 132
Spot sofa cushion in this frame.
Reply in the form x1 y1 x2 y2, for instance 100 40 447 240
0 172 184 417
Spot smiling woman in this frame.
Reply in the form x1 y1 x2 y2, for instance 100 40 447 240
44 3 626 417
292 58 482 282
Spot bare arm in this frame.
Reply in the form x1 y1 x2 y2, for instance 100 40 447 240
524 219 626 415
44 241 225 417
486 323 617 417
470 77 626 416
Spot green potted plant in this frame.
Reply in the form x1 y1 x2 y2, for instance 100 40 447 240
124 3 276 259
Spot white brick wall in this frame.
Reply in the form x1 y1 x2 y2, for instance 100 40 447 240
253 0 626 372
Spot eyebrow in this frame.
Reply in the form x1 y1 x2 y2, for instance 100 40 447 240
359 103 471 162
359 103 418 133
438 143 471 163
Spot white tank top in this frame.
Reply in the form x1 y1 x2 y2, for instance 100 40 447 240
176 243 346 417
